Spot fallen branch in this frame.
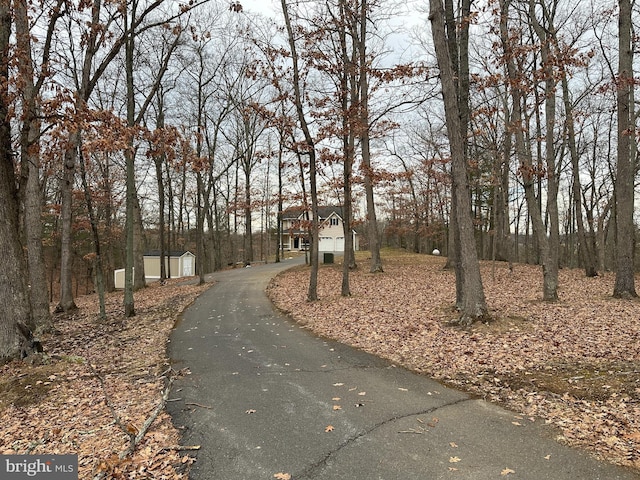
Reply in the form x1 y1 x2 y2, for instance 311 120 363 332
121 373 175 458
91 366 176 480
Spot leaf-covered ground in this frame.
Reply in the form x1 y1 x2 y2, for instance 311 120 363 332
267 250 640 472
0 279 208 479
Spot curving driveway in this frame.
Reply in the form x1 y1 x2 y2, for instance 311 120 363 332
168 259 638 480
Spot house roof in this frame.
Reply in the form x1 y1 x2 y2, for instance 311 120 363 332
144 250 194 258
282 206 344 220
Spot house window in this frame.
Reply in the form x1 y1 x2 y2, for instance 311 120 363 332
330 217 339 226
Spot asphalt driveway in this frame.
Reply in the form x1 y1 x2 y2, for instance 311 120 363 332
167 259 638 479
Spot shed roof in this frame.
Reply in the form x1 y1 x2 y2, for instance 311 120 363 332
144 250 194 258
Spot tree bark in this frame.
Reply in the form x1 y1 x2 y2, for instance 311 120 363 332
501 0 557 301
56 135 80 312
0 0 36 360
613 0 637 298
562 75 598 277
358 0 383 274
430 0 488 324
339 0 355 296
493 94 512 264
133 193 146 291
15 0 53 333
123 1 136 316
281 0 320 301
78 148 107 320
529 0 560 301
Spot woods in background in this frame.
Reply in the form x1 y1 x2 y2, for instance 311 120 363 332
1 0 638 359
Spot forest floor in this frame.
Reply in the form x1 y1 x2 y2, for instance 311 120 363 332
267 249 640 473
0 278 209 479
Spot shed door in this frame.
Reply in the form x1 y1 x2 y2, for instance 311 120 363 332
182 256 193 276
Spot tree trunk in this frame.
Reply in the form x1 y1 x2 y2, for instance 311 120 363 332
133 193 146 290
358 0 383 274
155 154 167 281
56 139 79 312
430 0 488 324
15 0 53 333
339 0 355 296
78 148 107 320
123 3 136 316
613 0 637 298
0 0 36 360
530 0 562 299
244 166 253 265
493 95 512 264
501 0 557 301
563 76 598 276
196 170 206 284
281 0 319 301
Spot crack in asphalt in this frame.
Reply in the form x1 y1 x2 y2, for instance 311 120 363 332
294 397 473 479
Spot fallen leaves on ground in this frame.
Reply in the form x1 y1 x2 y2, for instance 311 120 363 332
267 251 640 471
0 278 209 479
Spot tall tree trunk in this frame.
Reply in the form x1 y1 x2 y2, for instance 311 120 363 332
281 0 319 301
501 0 557 301
613 0 637 298
196 170 206 284
0 0 36 360
243 165 253 265
358 0 383 274
154 114 167 281
78 149 106 320
430 0 488 324
339 0 355 296
97 155 116 292
57 0 104 313
493 94 512 264
441 0 471 303
529 0 560 300
123 2 136 316
15 0 52 333
562 76 598 276
57 139 79 312
276 140 283 264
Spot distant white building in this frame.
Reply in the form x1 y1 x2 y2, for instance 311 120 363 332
280 206 359 254
114 250 196 288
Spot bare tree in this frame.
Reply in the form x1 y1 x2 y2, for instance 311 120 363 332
430 0 488 324
0 0 37 360
613 0 637 297
15 0 62 332
281 0 320 301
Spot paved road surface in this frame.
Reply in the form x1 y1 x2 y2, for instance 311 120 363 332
168 259 638 479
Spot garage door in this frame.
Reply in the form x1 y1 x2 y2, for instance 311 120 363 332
335 237 344 252
319 237 333 251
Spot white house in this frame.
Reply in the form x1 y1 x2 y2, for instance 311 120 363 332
281 206 359 254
